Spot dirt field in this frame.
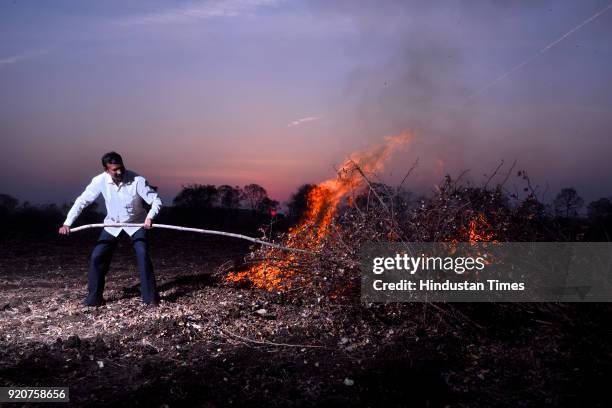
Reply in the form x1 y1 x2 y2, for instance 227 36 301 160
1 230 611 407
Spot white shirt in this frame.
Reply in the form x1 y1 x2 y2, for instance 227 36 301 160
64 170 163 237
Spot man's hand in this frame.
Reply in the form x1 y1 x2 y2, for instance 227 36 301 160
58 225 71 235
144 218 153 229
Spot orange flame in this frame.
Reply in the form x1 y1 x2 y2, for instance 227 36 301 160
449 212 497 245
444 213 498 277
466 213 497 243
226 130 414 291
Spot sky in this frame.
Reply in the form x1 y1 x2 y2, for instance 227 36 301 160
1 0 611 207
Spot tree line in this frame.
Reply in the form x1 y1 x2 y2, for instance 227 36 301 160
0 183 280 238
0 183 611 240
172 183 278 213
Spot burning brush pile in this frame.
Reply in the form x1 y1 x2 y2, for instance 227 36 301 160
226 130 558 298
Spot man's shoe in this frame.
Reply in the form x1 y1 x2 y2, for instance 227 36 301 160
144 300 159 308
83 298 106 307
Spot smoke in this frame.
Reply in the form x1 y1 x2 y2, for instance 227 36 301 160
303 1 477 190
301 1 612 201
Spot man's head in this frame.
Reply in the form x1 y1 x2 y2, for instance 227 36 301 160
101 151 125 183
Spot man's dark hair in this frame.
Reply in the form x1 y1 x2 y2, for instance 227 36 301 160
101 151 123 168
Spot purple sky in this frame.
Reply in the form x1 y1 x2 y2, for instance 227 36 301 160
1 0 611 206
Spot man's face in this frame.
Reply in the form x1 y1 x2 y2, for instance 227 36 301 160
105 163 125 182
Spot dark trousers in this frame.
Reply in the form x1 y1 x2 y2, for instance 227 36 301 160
86 228 159 304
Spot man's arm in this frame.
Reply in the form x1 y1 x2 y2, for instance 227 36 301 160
59 177 101 234
137 177 162 227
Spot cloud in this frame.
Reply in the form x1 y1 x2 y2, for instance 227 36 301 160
0 55 20 67
116 0 283 27
287 116 322 127
0 48 51 69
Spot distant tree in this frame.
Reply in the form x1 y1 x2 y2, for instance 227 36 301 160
0 193 19 214
81 201 102 220
257 197 279 214
217 185 242 209
587 197 612 221
241 184 268 211
517 196 547 218
286 184 316 222
40 203 63 221
173 184 218 208
553 187 584 218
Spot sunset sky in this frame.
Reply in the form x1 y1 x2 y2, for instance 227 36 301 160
1 0 611 207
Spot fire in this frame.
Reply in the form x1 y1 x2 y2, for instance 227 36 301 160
465 213 497 243
447 213 498 271
449 212 497 247
226 130 414 291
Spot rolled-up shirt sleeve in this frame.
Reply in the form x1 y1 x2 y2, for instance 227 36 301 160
64 177 101 226
137 177 162 220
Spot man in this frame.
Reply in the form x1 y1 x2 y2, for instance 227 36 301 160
59 152 163 307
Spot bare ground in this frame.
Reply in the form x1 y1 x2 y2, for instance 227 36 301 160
1 230 611 407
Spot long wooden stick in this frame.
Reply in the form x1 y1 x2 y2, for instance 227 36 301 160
69 223 315 255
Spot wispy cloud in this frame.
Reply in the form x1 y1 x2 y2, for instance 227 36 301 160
117 0 282 27
0 48 51 69
0 55 21 67
288 115 322 127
